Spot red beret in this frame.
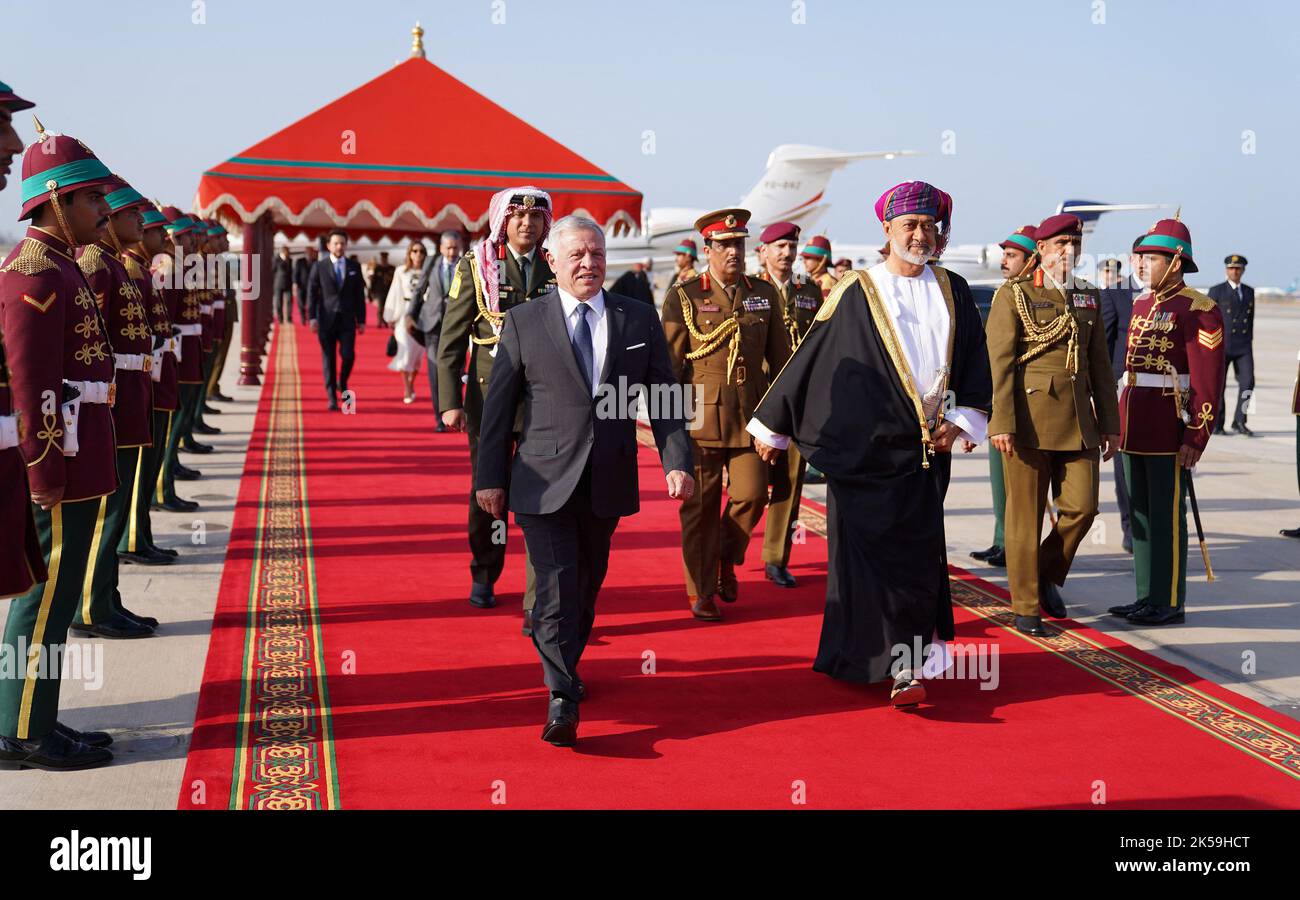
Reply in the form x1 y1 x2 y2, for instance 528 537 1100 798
801 234 832 258
759 221 800 244
1035 213 1083 241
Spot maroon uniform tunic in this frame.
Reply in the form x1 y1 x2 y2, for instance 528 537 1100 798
124 247 178 412
1119 285 1226 454
0 227 118 503
0 328 46 598
157 249 204 383
77 241 152 447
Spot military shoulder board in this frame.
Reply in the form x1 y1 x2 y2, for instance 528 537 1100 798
2 239 57 276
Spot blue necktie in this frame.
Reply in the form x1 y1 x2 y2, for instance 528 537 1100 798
572 303 593 392
334 258 344 285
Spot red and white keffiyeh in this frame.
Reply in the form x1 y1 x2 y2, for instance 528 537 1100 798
477 185 553 312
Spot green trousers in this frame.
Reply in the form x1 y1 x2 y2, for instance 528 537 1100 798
0 498 103 740
157 385 199 504
989 447 1006 547
187 349 217 438
120 409 168 555
78 447 143 626
1124 453 1189 610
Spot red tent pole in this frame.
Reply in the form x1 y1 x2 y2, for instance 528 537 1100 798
237 216 264 385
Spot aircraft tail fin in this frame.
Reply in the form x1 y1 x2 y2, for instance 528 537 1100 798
738 144 920 228
1057 199 1170 235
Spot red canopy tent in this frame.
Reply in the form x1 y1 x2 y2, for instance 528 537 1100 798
203 25 642 383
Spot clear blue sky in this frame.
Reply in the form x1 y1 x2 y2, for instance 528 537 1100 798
4 0 1297 286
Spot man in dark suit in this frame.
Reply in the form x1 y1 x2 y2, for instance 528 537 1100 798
406 230 462 428
476 216 694 747
272 246 294 324
1209 254 1256 435
308 229 367 410
293 246 316 324
610 258 656 305
1099 249 1144 553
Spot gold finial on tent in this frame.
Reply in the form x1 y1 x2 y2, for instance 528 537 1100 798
410 21 426 59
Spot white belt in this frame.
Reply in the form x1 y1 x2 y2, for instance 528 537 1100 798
0 414 19 450
114 352 153 373
176 324 202 337
213 300 226 310
1127 372 1190 390
200 304 214 315
60 379 114 456
66 379 114 404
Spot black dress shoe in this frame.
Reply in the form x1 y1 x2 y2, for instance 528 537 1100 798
435 423 447 433
118 547 174 566
174 464 202 480
1122 533 1134 554
327 395 339 411
969 544 998 561
0 730 112 771
468 584 496 609
985 547 1006 568
193 422 221 435
1039 578 1067 619
718 565 739 603
1108 601 1144 617
1232 423 1255 437
53 721 112 749
764 563 797 588
1014 615 1050 637
119 606 159 629
1126 605 1185 626
158 498 199 513
521 609 533 637
1281 526 1300 539
69 613 155 639
210 391 233 403
150 544 179 558
1212 426 1227 435
181 440 214 454
201 404 221 416
541 696 579 747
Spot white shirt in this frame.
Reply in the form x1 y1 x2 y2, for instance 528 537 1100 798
746 262 988 449
557 288 608 397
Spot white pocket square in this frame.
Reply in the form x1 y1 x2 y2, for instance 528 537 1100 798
625 342 646 350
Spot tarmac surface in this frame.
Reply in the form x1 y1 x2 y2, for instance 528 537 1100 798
2 302 1297 809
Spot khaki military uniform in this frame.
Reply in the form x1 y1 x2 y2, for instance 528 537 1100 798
987 273 1120 615
436 249 555 606
661 272 791 598
755 270 822 567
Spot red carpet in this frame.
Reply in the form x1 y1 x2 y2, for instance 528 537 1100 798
180 324 1300 809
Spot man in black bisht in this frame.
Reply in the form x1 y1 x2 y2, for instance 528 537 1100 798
749 181 992 709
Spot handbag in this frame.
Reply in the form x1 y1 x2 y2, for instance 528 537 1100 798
385 333 398 357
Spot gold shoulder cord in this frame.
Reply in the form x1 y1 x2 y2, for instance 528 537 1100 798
469 258 503 347
1 239 57 275
1011 279 1079 375
676 284 742 383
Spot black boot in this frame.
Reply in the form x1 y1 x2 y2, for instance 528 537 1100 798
1014 614 1049 637
0 730 113 771
70 613 155 639
468 583 496 609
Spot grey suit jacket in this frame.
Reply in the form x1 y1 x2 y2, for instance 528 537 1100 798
475 290 693 518
408 254 459 346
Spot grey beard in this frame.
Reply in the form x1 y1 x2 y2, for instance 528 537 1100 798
891 238 931 266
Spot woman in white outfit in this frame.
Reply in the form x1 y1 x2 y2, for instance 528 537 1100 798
384 240 428 403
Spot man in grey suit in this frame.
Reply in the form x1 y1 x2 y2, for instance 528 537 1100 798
406 230 462 429
476 216 695 748
1099 250 1144 553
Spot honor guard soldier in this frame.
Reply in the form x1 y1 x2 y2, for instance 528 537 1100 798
661 208 791 620
1208 254 1255 435
972 225 1038 570
0 124 119 770
184 222 219 448
436 186 554 628
800 234 837 297
0 81 47 606
1108 218 1225 625
204 220 235 403
154 206 205 506
1284 349 1300 539
70 178 161 639
754 220 821 587
118 201 181 563
986 213 1120 637
665 239 699 294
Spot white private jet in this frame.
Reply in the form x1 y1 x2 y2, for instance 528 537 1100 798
605 143 919 275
